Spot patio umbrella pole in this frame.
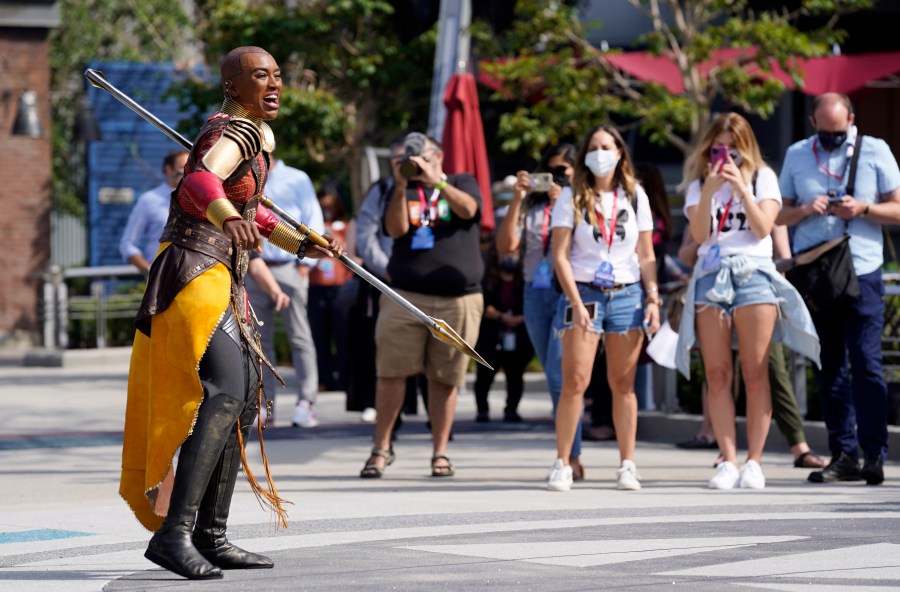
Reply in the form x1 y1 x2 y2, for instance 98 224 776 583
83 67 493 370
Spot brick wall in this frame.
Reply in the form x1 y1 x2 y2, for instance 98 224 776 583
0 29 52 344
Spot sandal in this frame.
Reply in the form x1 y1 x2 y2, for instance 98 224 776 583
794 450 828 469
571 459 586 482
431 454 455 477
359 447 395 479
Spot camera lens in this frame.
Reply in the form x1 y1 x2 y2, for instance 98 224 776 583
399 159 420 178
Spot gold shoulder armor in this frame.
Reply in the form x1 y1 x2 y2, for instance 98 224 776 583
201 118 263 180
260 121 276 153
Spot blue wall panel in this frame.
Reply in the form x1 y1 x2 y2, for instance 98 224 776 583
85 62 206 266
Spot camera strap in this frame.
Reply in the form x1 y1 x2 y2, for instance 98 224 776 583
844 133 864 196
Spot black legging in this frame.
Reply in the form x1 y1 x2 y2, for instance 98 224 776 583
197 311 259 411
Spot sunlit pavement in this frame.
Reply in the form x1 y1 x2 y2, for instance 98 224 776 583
1 358 898 591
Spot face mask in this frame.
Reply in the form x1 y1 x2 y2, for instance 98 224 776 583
817 130 848 151
584 149 619 178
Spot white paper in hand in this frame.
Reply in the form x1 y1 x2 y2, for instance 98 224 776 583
646 320 679 369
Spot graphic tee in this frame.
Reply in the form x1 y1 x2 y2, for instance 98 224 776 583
551 185 653 284
683 166 782 259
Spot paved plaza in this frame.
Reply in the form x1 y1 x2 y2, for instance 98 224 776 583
0 353 898 591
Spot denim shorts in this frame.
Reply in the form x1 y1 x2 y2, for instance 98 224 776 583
555 282 644 335
694 269 779 316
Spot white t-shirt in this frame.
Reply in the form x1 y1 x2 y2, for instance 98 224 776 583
683 166 782 259
551 184 654 284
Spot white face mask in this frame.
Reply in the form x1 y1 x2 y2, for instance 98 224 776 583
584 149 619 178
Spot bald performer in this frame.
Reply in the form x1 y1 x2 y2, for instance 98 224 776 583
119 46 341 580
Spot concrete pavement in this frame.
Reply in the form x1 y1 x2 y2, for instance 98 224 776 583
0 354 898 591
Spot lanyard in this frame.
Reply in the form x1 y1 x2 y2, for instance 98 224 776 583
716 195 734 235
812 139 847 182
593 188 618 252
540 203 551 255
416 186 440 225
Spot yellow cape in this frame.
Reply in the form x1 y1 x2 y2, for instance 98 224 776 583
119 247 232 531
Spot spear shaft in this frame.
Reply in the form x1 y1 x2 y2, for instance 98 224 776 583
83 68 491 369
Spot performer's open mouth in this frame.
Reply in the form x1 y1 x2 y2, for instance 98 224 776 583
263 93 279 109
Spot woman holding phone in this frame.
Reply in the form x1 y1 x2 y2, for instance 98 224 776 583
546 124 660 491
676 112 819 489
497 144 586 476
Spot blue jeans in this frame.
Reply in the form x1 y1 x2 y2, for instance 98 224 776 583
812 269 888 460
523 285 581 458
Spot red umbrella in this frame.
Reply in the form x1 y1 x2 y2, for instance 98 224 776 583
441 72 495 232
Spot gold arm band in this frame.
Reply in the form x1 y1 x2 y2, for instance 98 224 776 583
206 199 241 231
267 221 305 255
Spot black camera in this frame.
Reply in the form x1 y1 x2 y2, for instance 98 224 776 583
399 132 427 178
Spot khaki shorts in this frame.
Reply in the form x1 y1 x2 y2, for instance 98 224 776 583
375 289 483 386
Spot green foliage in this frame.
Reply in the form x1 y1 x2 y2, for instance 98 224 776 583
49 0 191 219
476 0 873 158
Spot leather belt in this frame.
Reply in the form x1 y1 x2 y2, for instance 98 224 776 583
576 281 626 292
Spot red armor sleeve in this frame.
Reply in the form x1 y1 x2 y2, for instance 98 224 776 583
255 204 280 238
181 171 240 222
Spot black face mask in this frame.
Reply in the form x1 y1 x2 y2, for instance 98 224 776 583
817 130 848 151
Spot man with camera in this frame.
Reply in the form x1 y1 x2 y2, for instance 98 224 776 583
778 92 900 486
359 132 484 479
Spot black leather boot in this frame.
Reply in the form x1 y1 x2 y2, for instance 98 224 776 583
193 401 274 569
144 394 244 580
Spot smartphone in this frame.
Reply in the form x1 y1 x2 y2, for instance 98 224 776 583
529 172 554 193
564 301 598 324
827 189 845 205
709 144 729 167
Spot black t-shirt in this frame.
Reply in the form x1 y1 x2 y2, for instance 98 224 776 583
387 173 484 296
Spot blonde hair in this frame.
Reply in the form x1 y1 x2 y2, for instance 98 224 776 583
680 112 766 192
571 125 637 229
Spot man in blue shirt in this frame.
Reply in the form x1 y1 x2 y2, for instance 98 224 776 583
779 92 900 486
118 150 189 271
246 157 325 427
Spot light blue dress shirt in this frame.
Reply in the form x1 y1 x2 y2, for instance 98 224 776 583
354 178 394 279
261 160 324 265
779 133 900 275
118 182 172 264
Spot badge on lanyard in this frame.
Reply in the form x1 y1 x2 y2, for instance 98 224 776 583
701 244 721 272
411 225 434 250
592 190 618 289
702 194 734 272
532 260 553 289
593 260 616 289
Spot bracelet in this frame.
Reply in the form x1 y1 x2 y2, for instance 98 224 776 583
435 179 448 191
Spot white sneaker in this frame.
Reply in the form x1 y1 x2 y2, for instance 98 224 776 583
547 459 573 491
616 460 642 490
292 401 319 428
708 460 741 489
739 460 766 489
360 407 377 423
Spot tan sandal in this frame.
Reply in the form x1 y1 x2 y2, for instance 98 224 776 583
359 447 395 479
431 454 454 477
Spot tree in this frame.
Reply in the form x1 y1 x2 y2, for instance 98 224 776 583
49 0 191 217
186 0 436 206
475 0 873 160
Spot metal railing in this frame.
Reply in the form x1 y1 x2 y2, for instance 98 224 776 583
41 264 144 349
